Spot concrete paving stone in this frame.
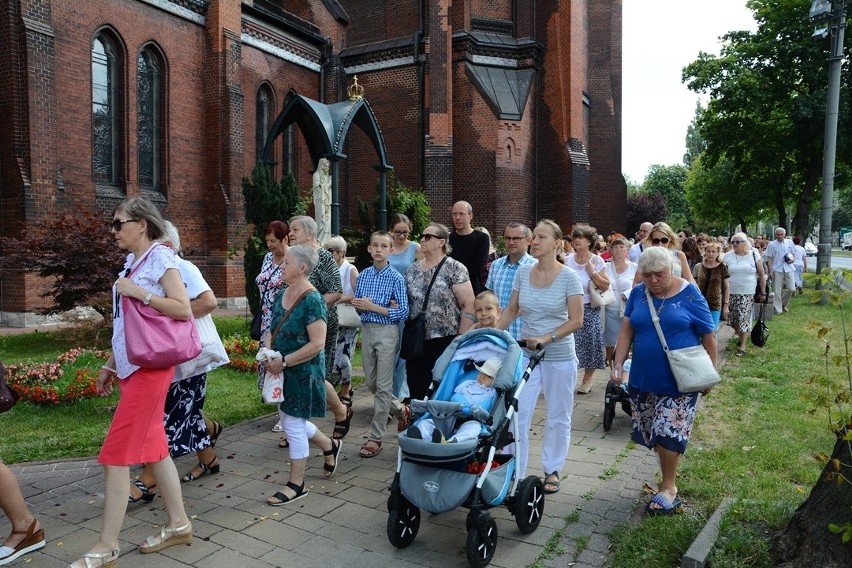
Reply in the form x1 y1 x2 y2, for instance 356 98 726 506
576 546 609 566
190 503 263 530
242 516 314 549
293 533 365 566
585 532 612 553
207 526 278 558
338 549 426 568
152 535 222 565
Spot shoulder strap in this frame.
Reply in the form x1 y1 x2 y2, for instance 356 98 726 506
700 265 712 297
126 243 165 278
270 288 313 346
421 256 449 314
645 288 670 354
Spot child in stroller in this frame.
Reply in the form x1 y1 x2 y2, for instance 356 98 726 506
387 328 546 568
406 356 500 443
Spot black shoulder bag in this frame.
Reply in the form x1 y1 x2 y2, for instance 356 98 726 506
400 257 448 361
752 251 768 303
751 302 770 347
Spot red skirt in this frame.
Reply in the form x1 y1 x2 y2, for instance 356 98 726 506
98 367 173 466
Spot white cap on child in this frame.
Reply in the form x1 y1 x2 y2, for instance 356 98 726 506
474 357 502 378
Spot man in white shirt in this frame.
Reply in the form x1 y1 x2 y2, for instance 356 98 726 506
628 222 653 263
764 227 796 314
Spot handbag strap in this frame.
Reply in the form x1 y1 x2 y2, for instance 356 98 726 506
644 288 671 354
420 256 448 314
269 288 313 347
126 243 166 279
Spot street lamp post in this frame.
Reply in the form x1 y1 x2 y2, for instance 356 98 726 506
810 0 848 299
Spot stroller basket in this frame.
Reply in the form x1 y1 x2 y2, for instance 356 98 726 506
400 454 515 512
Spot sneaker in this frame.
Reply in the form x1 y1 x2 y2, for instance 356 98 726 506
271 421 283 432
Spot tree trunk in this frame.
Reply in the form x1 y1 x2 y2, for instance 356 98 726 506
772 428 852 567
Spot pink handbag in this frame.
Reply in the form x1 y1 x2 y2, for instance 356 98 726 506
121 244 201 368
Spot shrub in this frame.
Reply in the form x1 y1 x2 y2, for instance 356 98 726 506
241 164 308 313
0 209 126 321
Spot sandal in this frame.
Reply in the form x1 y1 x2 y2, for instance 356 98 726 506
0 519 45 566
332 407 354 440
338 389 353 407
208 420 223 447
323 440 342 478
68 548 118 568
645 493 683 516
576 381 592 394
128 479 156 503
736 349 745 357
267 481 308 506
396 404 411 432
278 438 290 449
543 472 561 494
359 440 382 458
181 457 220 483
139 522 192 554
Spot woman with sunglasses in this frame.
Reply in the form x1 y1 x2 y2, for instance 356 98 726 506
388 214 424 402
74 197 193 567
402 223 476 405
722 232 767 356
633 222 695 286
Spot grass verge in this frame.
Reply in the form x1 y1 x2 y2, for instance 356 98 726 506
608 292 840 567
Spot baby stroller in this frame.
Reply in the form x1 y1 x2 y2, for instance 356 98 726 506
603 358 632 431
387 328 546 568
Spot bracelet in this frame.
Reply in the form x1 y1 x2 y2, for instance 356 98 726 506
100 366 117 375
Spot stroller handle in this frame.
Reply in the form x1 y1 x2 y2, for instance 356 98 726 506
529 347 546 366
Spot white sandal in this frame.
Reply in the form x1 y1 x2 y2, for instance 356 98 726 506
68 549 118 568
139 523 192 554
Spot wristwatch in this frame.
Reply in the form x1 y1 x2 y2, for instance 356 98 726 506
143 292 153 305
550 331 557 343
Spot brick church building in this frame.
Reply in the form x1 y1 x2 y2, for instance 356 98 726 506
0 0 625 323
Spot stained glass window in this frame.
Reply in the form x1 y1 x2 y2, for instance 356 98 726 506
92 34 120 184
137 48 162 189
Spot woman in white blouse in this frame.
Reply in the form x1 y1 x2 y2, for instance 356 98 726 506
603 237 637 364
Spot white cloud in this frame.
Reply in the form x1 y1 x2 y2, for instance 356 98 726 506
622 0 758 183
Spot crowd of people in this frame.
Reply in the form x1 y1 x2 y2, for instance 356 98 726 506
1 196 812 565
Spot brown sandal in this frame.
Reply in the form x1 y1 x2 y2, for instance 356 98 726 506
0 518 45 565
359 440 382 458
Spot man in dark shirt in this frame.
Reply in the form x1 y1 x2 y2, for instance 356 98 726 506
448 200 490 296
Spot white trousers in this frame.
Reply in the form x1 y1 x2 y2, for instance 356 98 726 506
772 270 795 313
516 356 578 479
279 410 318 460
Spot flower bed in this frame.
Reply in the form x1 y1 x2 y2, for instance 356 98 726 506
222 335 259 373
5 348 109 405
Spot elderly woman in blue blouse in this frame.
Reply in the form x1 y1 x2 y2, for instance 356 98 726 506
262 245 341 505
611 247 716 516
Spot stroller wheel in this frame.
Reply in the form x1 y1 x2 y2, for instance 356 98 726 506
603 404 615 431
387 500 420 548
513 475 545 534
466 515 498 568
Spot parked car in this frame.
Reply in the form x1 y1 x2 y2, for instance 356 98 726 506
805 242 817 257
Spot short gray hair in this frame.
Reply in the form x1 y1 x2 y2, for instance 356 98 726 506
289 215 317 240
323 235 347 254
287 244 318 273
159 220 182 255
637 246 674 274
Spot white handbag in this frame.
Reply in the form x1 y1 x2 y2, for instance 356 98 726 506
589 282 616 308
645 289 720 393
175 314 229 381
336 303 362 328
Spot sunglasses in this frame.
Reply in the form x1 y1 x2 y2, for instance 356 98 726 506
730 240 745 245
421 233 442 241
651 237 670 245
112 219 139 231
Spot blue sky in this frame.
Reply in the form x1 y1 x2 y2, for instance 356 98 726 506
622 0 758 183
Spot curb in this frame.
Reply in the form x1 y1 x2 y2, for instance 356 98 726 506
681 497 735 568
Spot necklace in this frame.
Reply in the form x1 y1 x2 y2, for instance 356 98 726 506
734 253 747 264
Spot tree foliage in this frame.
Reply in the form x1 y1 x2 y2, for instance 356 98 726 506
682 0 852 238
643 164 691 230
241 164 308 313
626 192 667 235
351 171 431 269
0 209 126 320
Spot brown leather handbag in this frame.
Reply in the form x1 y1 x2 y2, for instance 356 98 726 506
0 361 20 413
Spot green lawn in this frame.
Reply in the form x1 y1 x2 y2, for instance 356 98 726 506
0 316 362 464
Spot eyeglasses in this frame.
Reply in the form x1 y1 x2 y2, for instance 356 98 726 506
421 233 442 241
504 236 526 242
393 230 409 236
112 219 139 231
651 237 670 245
730 240 745 245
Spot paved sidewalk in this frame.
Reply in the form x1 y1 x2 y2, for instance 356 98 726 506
5 326 733 568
